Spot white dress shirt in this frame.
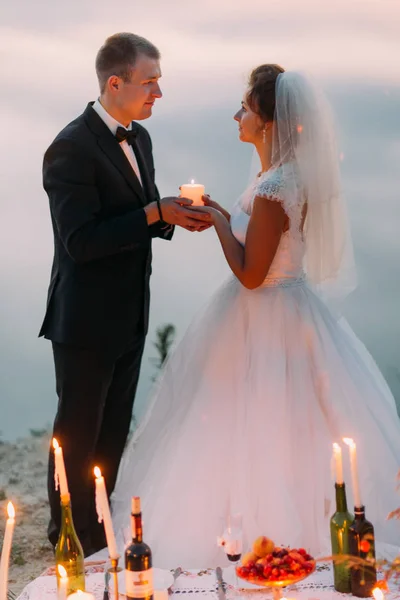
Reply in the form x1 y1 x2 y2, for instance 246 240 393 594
92 99 143 186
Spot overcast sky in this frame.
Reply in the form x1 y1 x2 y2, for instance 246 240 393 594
0 0 399 440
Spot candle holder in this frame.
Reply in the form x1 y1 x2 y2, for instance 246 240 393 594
108 555 122 600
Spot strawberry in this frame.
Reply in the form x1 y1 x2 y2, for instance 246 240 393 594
255 562 264 574
279 569 288 577
305 554 313 561
263 565 272 578
266 554 273 563
289 551 305 564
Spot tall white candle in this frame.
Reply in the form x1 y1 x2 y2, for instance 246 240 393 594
57 565 68 600
180 180 205 206
333 443 344 484
53 438 70 499
94 467 119 559
0 502 16 600
343 437 362 508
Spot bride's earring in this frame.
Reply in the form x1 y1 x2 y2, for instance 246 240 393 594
262 128 267 144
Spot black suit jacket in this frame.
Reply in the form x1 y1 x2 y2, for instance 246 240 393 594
39 103 173 352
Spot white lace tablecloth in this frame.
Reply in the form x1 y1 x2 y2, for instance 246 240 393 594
15 562 400 600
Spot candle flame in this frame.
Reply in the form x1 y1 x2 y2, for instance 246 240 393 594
333 442 341 451
7 502 15 519
190 179 195 184
343 437 355 448
297 125 303 133
372 588 384 600
94 466 102 479
57 564 67 578
52 438 59 450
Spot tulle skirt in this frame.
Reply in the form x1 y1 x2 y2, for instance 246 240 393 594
111 276 400 568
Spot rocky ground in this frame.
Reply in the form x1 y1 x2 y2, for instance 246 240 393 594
0 432 54 597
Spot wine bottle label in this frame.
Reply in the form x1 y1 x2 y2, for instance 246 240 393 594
125 568 153 598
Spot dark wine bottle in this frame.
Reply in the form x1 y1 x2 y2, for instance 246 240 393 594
348 506 377 598
125 497 154 600
55 496 85 594
330 482 353 593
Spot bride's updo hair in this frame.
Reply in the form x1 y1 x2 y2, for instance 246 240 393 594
246 64 285 122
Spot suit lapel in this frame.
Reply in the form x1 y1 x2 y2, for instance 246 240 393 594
130 131 155 204
97 135 147 205
84 104 147 206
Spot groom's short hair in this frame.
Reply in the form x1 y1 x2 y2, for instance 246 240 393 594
96 33 160 93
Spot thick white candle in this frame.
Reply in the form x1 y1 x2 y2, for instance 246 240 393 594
94 467 119 559
57 565 68 600
53 438 69 499
333 443 344 484
0 502 16 600
343 437 362 508
180 180 205 206
66 591 95 599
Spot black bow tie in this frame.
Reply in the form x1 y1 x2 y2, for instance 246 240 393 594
115 126 138 145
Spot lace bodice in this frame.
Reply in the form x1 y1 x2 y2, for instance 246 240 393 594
230 166 305 286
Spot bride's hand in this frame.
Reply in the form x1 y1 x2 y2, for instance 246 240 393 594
188 204 225 226
202 195 224 213
202 195 231 223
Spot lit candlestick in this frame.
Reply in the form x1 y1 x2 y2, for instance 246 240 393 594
53 438 69 499
57 565 68 600
333 442 344 484
180 180 205 206
343 437 362 508
94 467 119 559
66 591 95 599
0 502 16 600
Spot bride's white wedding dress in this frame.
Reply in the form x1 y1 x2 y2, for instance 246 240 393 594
111 167 400 568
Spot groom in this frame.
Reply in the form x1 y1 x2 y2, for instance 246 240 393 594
39 32 211 555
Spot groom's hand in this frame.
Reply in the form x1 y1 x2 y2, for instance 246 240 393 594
144 197 212 231
162 197 213 231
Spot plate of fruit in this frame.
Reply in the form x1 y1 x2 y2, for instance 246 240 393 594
236 536 316 588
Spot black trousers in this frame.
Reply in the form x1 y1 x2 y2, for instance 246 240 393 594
47 334 145 555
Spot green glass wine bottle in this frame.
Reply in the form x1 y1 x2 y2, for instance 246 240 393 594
55 495 85 595
348 506 377 598
330 482 353 593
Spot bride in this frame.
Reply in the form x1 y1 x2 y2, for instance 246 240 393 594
111 65 400 567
